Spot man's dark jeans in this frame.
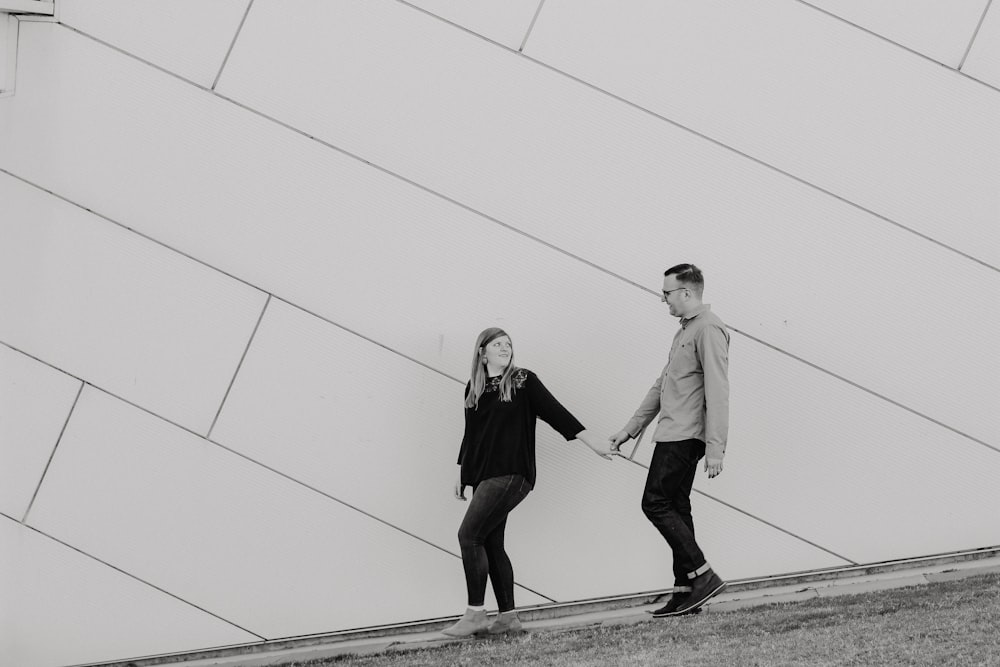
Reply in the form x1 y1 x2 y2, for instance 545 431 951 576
457 474 531 611
642 439 707 586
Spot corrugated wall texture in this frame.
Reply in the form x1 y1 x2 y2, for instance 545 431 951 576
1 1 997 664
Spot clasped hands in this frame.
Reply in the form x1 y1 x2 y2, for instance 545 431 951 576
606 429 724 478
454 429 724 501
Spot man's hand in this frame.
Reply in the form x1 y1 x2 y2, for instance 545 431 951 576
577 429 615 460
454 477 467 500
704 457 723 479
608 429 631 454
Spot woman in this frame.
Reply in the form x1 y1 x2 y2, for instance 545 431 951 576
442 327 614 637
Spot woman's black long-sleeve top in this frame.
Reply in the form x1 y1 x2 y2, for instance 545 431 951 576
457 368 585 489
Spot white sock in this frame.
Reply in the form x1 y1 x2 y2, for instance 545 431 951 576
468 605 486 612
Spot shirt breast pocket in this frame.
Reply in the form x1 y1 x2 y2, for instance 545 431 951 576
670 341 701 379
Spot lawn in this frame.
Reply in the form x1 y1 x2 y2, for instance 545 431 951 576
278 572 1000 666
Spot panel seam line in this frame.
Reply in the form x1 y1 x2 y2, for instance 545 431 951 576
211 0 255 90
20 381 84 523
0 511 266 640
0 166 268 295
511 54 999 272
519 0 547 52
793 0 992 72
730 327 998 454
959 0 994 70
207 293 271 439
394 1 1000 268
617 457 855 564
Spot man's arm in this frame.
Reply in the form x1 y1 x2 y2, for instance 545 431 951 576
699 325 730 478
610 371 664 451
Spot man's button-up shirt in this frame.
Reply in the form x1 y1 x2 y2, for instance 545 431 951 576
624 305 730 460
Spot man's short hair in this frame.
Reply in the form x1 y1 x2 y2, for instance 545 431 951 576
664 264 704 292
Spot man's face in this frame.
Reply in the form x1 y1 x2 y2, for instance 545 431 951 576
661 275 690 318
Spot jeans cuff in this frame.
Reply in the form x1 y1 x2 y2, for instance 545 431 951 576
687 563 711 579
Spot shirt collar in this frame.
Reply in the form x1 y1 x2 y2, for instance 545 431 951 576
680 304 710 327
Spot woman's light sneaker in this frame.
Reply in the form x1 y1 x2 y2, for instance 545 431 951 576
441 608 489 637
488 611 523 634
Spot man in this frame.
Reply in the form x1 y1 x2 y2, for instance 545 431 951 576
610 263 730 616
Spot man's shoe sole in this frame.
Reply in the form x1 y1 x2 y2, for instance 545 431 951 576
648 605 703 618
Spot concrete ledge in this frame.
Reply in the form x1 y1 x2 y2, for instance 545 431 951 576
813 573 929 597
925 562 1000 583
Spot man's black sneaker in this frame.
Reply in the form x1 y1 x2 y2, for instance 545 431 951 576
673 570 726 615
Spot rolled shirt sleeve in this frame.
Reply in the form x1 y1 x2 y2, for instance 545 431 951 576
623 371 664 439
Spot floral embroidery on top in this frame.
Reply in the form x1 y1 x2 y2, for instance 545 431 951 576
484 368 528 393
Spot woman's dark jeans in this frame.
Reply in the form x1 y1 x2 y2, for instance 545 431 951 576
641 439 707 586
457 474 531 611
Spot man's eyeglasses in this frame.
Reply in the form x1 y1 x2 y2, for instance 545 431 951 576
662 287 688 301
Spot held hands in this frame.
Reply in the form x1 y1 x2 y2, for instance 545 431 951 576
605 430 724 477
577 429 615 460
608 429 631 455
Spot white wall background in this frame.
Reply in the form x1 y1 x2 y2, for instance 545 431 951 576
1 1 998 665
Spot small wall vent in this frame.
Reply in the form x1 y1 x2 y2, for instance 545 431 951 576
1 1 54 95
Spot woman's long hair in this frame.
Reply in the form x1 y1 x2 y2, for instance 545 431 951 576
466 327 519 409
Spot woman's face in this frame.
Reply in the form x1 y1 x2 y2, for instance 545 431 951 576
482 335 512 372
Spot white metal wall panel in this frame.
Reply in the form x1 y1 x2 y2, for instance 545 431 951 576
1 21 993 455
801 0 989 66
630 335 1000 563
219 4 1000 446
0 518 256 667
0 173 267 433
57 0 250 87
403 0 541 49
211 300 848 599
963 3 1000 88
1 12 996 652
0 346 79 519
0 24 644 411
0 22 669 410
520 0 1000 269
26 387 485 637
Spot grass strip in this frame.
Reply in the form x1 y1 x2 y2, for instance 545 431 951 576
278 572 1000 666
